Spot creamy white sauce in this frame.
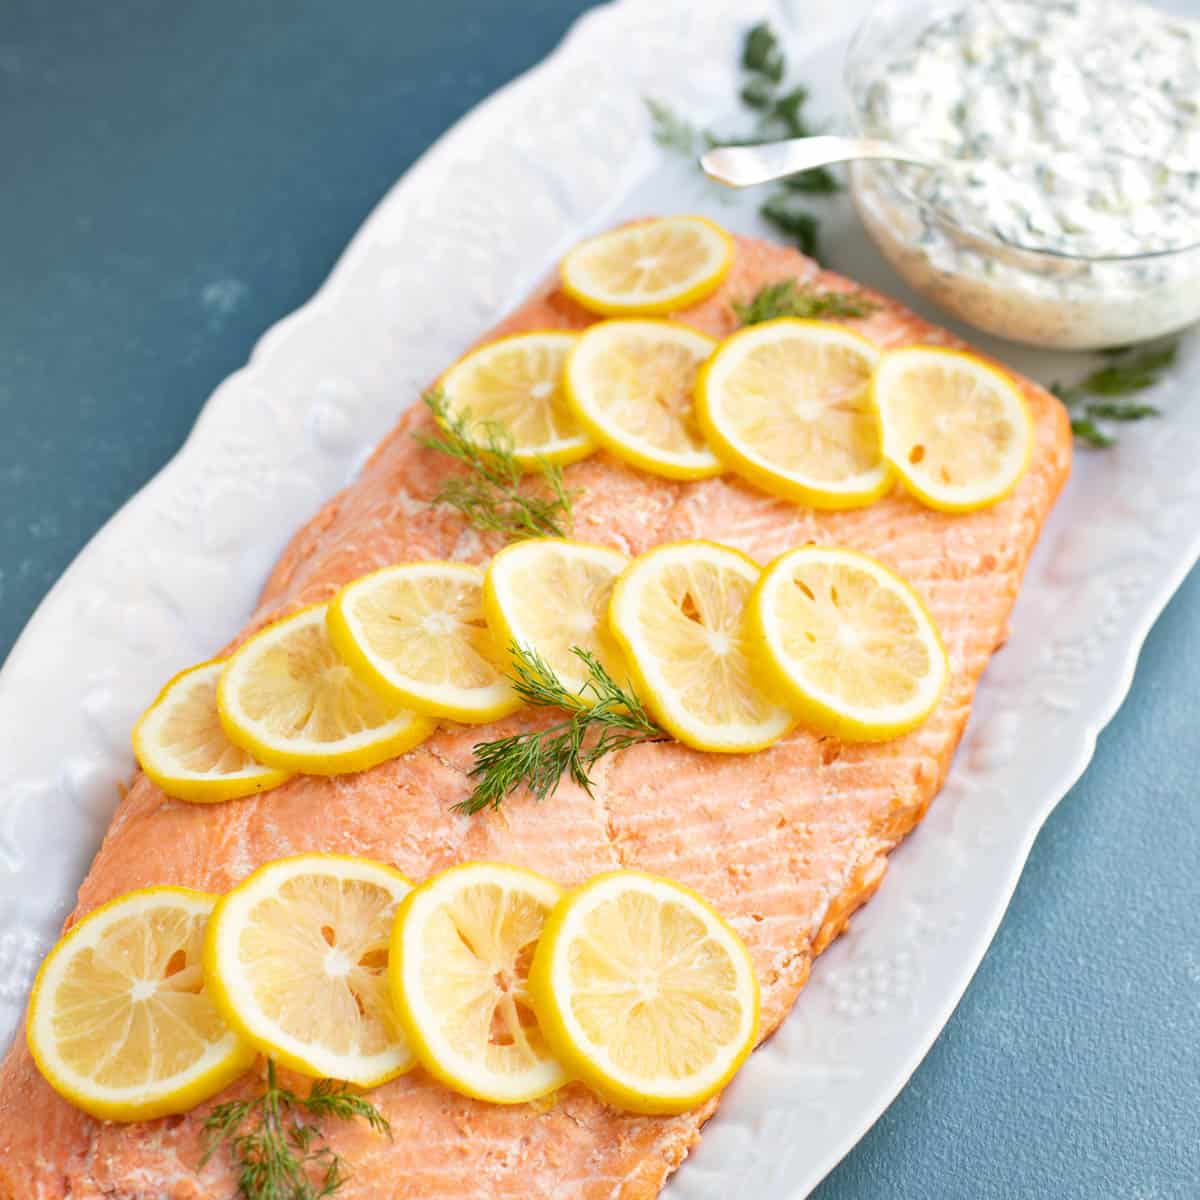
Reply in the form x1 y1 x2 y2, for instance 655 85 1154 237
849 0 1200 348
864 0 1200 257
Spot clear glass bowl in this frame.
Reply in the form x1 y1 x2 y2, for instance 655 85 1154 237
844 0 1200 350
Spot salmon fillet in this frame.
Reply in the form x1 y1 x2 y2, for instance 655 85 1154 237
0 231 1071 1199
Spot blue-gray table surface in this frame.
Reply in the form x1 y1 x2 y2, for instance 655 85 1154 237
2 2 1197 1195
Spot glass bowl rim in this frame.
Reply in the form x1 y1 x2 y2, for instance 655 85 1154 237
841 0 1200 266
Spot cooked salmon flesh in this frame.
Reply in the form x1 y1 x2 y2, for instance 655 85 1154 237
0 230 1071 1199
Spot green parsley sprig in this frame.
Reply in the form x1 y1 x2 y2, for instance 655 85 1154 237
731 279 877 326
456 645 666 815
416 388 574 539
201 1061 390 1200
646 22 837 258
1050 343 1175 448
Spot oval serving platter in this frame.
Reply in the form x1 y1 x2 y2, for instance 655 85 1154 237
2 2 1200 1197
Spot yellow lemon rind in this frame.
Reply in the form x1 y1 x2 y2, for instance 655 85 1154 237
608 540 794 754
27 887 256 1123
437 330 595 470
203 853 416 1088
132 660 293 804
482 538 631 698
216 604 436 776
559 217 735 317
327 564 521 726
695 319 892 511
388 861 568 1105
746 545 949 742
872 345 1034 514
563 319 723 481
528 869 760 1116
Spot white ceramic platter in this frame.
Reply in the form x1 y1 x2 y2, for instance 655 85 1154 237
2 1 1198 1195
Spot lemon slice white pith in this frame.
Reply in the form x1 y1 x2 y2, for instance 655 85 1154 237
217 604 434 776
483 538 630 695
529 869 759 1115
697 318 890 509
560 216 734 317
132 661 291 804
204 853 415 1087
872 346 1034 512
608 540 793 752
27 887 254 1122
747 545 949 741
389 862 567 1104
437 331 593 469
564 320 721 480
328 562 518 725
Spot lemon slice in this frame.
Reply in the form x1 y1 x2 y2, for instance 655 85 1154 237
608 540 793 752
26 887 254 1122
747 545 948 741
132 661 292 804
697 318 890 509
328 562 519 725
217 604 435 776
872 346 1034 513
389 862 567 1104
204 853 414 1086
438 331 593 469
483 538 630 695
560 216 734 317
564 320 722 480
529 869 758 1115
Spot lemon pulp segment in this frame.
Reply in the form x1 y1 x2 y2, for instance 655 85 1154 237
27 888 254 1121
529 870 759 1114
564 320 721 479
873 345 1033 512
608 541 793 752
559 216 734 317
390 862 566 1104
133 660 291 803
217 605 435 775
748 545 948 741
437 331 592 468
698 319 889 508
329 562 519 724
204 854 415 1086
483 538 630 695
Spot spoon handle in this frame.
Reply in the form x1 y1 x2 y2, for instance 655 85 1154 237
700 135 937 189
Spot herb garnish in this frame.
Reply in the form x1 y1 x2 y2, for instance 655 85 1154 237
759 197 821 258
201 1060 390 1200
742 21 784 84
455 645 666 815
645 97 710 158
1050 342 1175 448
417 388 574 540
646 22 837 257
732 279 877 326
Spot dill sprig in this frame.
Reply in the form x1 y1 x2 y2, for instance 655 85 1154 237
759 196 821 258
742 25 842 211
417 388 573 540
646 23 835 260
1051 342 1175 448
732 279 877 326
455 645 666 815
201 1061 390 1200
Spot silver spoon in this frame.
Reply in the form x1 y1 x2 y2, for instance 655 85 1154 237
700 135 938 188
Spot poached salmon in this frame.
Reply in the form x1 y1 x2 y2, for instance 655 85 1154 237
0 231 1072 1198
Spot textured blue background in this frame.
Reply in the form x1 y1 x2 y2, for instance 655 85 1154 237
2 2 1197 1195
